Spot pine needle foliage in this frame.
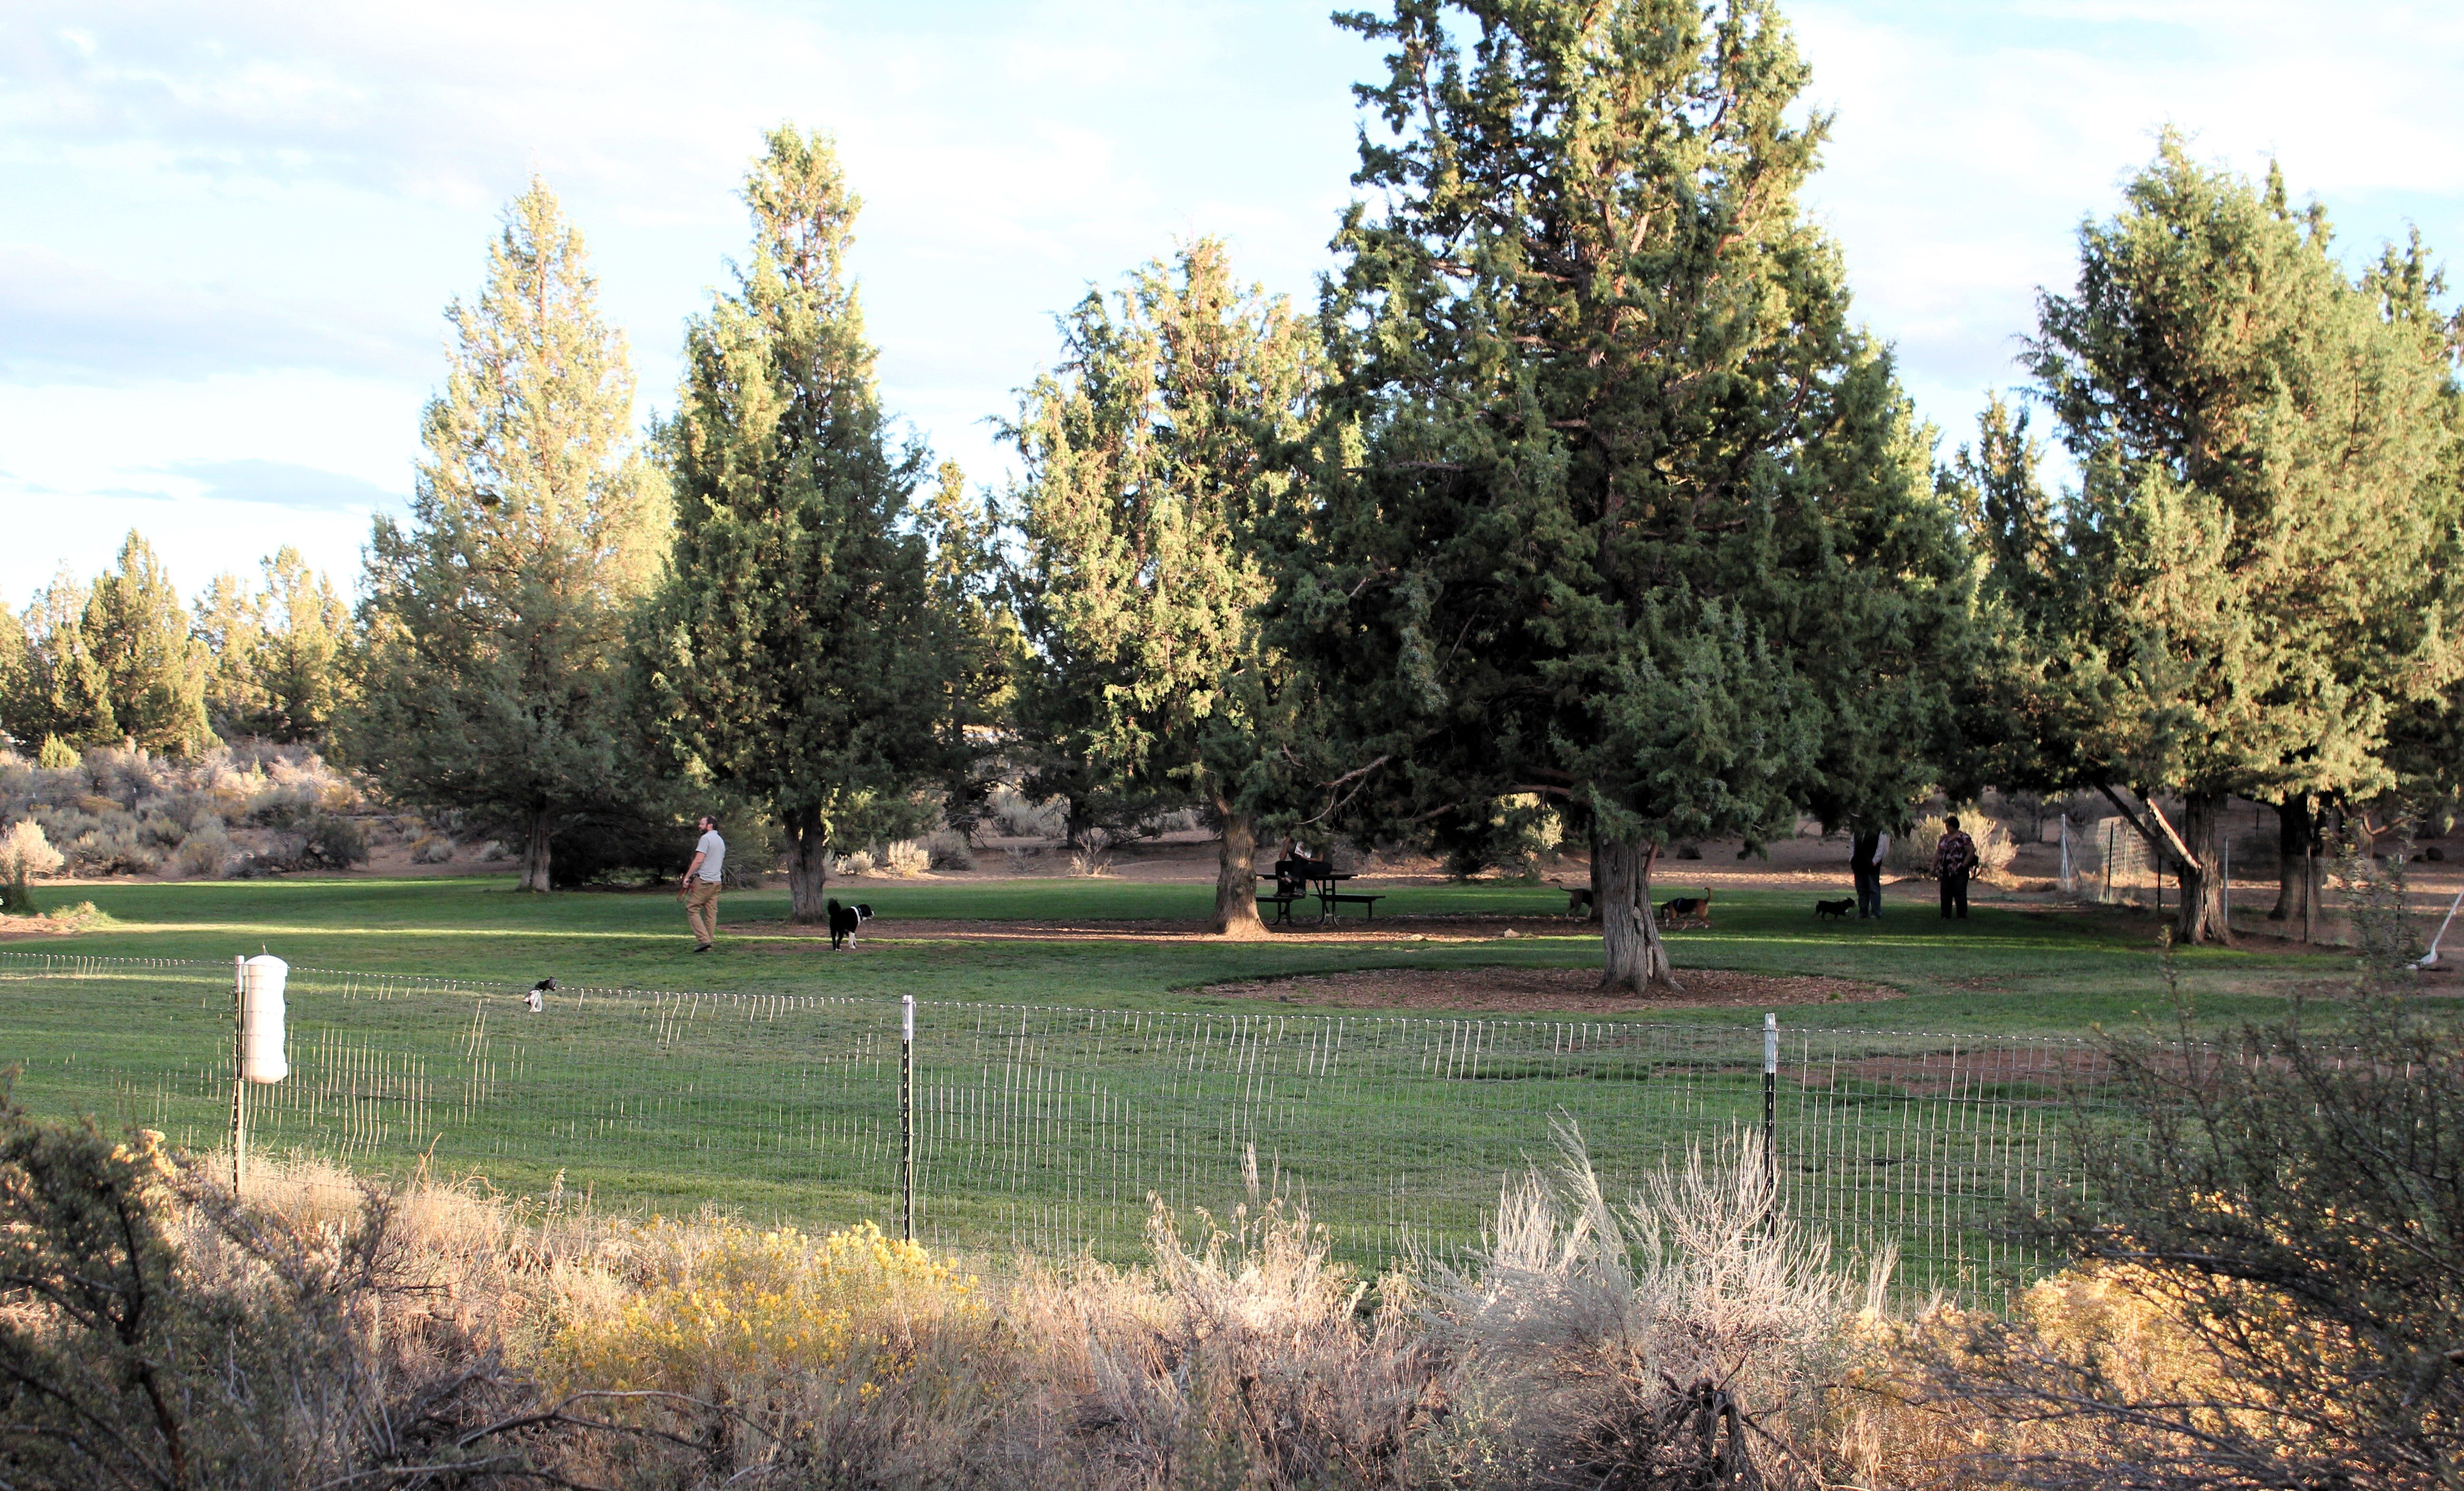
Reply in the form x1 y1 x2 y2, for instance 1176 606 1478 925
351 179 670 893
1011 238 1323 936
1308 0 1972 989
1981 136 2464 943
6 537 215 755
0 571 112 750
642 127 985 922
193 547 357 745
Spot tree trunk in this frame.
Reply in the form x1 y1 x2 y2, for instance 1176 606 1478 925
2175 790 2232 946
2271 796 2311 921
517 810 553 893
786 812 829 923
1597 834 1679 992
1212 803 1269 939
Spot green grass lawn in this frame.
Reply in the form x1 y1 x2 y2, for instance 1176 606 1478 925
2 871 2439 1294
9 870 2414 1035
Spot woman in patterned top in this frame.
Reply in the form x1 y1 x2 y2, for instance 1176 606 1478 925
1935 815 1977 920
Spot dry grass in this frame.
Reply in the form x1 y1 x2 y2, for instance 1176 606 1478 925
192 1135 2001 1490
153 1142 2287 1490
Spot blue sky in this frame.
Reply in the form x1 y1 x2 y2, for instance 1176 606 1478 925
4 0 2459 605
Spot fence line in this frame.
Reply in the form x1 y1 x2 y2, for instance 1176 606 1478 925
0 949 2118 1304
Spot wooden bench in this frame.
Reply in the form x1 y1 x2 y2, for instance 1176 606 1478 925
1655 890 1713 930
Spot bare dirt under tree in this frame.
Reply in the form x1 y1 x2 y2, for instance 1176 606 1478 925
1197 965 1900 1014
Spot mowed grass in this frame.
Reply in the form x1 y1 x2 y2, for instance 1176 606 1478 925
3 869 2420 1034
3 871 2440 1285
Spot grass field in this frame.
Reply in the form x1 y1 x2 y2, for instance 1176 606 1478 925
2 870 2441 1296
1 870 2402 1033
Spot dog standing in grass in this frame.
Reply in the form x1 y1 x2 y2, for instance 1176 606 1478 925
681 814 725 953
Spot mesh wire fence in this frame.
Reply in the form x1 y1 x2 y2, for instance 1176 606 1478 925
0 950 2117 1304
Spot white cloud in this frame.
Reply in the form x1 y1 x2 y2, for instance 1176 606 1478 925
0 0 2455 604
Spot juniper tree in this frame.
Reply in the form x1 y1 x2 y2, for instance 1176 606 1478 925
1011 239 1321 936
351 180 668 891
0 601 26 750
80 532 212 755
642 128 980 921
919 459 1023 840
2 572 112 751
1305 0 1972 989
196 548 356 744
2002 139 2462 943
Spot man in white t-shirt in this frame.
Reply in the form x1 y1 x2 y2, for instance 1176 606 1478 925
681 814 726 952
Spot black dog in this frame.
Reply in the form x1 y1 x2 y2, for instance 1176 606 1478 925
827 899 873 950
1814 898 1854 920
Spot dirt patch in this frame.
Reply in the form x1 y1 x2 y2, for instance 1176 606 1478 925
0 911 98 940
732 915 1607 946
1197 965 1900 1014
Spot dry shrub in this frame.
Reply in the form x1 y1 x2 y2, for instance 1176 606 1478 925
0 1113 530 1491
410 832 456 864
925 826 975 871
173 820 232 877
883 838 932 877
990 785 1068 841
1888 810 2020 882
535 1219 1001 1483
78 1137 1963 1491
1413 1123 1892 1489
1001 1188 1429 1489
1 819 64 911
1067 848 1117 877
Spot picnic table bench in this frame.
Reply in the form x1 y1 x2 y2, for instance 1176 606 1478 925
1258 858 1384 923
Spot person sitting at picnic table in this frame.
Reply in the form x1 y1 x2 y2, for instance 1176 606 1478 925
1935 815 1977 920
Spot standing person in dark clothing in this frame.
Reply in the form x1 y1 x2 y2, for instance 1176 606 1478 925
1850 829 1888 919
1936 815 1977 920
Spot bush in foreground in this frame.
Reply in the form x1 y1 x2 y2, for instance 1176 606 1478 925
1908 996 2464 1489
0 1113 1921 1489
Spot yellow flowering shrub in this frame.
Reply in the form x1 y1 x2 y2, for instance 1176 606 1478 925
543 1220 982 1401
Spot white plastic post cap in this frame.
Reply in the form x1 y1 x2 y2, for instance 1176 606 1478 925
903 993 915 1042
241 955 289 1084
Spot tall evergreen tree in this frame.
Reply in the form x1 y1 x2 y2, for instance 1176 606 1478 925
350 180 669 892
642 127 980 922
5 571 113 752
1306 0 1971 988
1011 240 1322 937
919 460 1023 838
82 532 212 755
2004 138 2462 943
192 571 265 734
196 548 357 744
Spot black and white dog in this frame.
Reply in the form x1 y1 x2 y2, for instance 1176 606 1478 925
827 898 873 950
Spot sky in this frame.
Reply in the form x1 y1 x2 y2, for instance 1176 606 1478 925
3 0 2460 606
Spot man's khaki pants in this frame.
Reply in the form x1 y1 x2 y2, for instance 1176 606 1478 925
683 878 722 946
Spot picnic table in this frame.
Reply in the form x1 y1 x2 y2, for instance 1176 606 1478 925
1257 858 1385 923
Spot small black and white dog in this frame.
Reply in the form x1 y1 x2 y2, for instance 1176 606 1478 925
827 899 873 950
1814 898 1854 920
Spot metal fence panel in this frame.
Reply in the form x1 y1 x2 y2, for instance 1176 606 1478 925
0 951 2114 1304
